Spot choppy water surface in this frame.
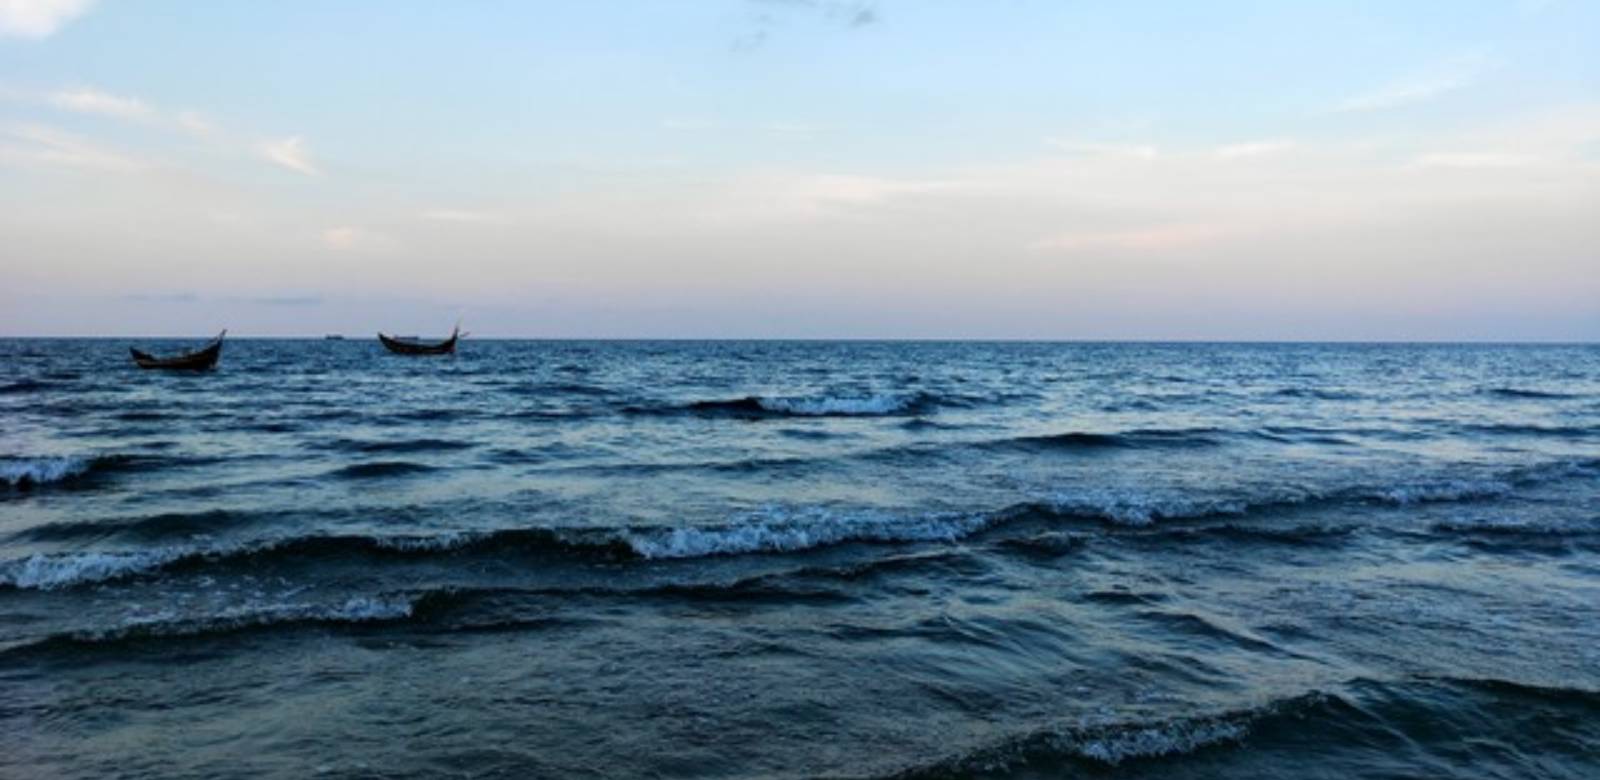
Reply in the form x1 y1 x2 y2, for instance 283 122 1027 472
2 340 1598 779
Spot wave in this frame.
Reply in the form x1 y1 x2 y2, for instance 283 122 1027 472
1 452 225 492
113 410 174 422
0 379 51 394
1271 387 1362 401
1424 520 1600 554
328 460 438 479
887 675 1600 779
0 529 637 590
8 456 1594 589
891 702 1274 777
13 509 245 543
621 508 991 559
0 511 992 590
1034 457 1600 526
509 381 614 397
1484 387 1580 400
0 549 189 590
1462 422 1593 439
0 455 159 491
626 391 943 419
1 456 94 488
1133 523 1358 547
1 595 418 659
313 437 474 454
0 578 847 660
997 428 1225 451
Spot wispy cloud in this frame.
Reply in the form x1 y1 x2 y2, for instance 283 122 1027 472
121 291 199 303
49 88 153 121
33 86 218 140
421 208 504 224
322 226 395 252
1029 224 1232 253
259 136 320 176
0 0 94 39
174 110 215 138
1411 152 1537 169
735 1 880 50
0 123 145 171
1047 139 1160 160
243 295 322 306
1214 140 1296 160
1332 56 1493 113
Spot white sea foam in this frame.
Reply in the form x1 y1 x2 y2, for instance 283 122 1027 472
624 507 990 559
1045 489 1255 527
370 532 475 552
0 456 92 487
1373 479 1513 505
758 393 922 416
0 550 184 590
104 595 415 640
1070 719 1248 765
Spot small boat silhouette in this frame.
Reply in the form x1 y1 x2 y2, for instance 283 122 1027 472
130 331 226 370
377 324 462 356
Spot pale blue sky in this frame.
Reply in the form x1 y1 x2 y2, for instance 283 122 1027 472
2 1 1596 338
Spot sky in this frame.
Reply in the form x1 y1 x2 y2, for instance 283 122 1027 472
1 0 1596 339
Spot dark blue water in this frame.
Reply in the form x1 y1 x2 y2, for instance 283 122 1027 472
3 340 1598 779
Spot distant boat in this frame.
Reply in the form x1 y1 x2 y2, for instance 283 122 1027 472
324 334 345 341
130 330 225 371
377 325 461 356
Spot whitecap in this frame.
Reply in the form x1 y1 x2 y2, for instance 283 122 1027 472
0 549 184 590
0 456 93 487
624 506 990 559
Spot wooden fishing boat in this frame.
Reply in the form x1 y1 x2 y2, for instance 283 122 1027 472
130 331 226 370
377 325 461 356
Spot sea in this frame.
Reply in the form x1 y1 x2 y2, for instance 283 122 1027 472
2 339 1597 779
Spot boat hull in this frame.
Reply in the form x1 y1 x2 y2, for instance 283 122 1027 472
378 332 458 356
130 334 224 370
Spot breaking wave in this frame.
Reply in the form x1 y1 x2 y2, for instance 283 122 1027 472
0 455 156 491
9 455 1597 589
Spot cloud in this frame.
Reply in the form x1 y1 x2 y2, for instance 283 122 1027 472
35 86 217 140
1047 139 1160 160
847 7 877 27
1332 56 1493 113
174 110 215 138
734 1 880 50
1411 152 1538 169
322 226 396 252
0 123 145 171
421 208 504 224
49 88 153 120
1334 78 1467 113
243 295 322 306
1029 224 1233 253
121 291 199 303
0 0 94 38
1214 140 1296 160
258 136 320 176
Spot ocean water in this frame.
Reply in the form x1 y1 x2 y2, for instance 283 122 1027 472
2 339 1598 779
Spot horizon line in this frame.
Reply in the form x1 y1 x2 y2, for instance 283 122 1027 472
4 335 1597 346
